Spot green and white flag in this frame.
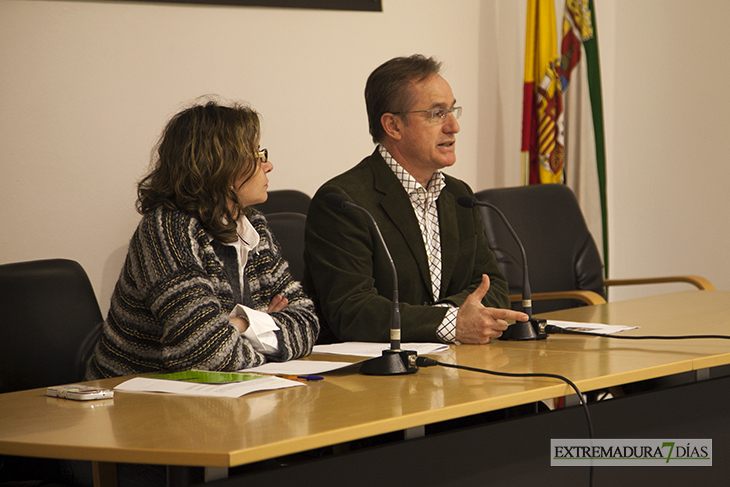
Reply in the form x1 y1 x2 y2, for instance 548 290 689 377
559 0 608 273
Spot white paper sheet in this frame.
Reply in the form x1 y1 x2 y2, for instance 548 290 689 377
546 320 638 335
312 342 449 357
239 360 358 375
114 375 302 398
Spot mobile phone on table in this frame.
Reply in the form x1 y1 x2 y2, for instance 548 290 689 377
46 384 114 401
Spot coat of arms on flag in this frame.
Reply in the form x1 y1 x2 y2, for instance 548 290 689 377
521 0 608 272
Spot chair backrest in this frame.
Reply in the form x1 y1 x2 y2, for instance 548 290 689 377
475 184 605 314
0 259 103 393
255 190 311 215
266 212 307 283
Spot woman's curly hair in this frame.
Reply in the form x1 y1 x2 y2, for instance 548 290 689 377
137 99 261 243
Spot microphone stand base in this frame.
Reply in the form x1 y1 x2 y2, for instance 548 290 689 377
359 349 419 375
498 318 548 341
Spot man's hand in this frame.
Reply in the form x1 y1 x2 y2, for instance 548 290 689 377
455 274 529 344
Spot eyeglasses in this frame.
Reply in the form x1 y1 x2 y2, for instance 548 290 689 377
257 148 268 163
393 106 462 122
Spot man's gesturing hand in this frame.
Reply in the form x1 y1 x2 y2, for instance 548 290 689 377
455 274 529 344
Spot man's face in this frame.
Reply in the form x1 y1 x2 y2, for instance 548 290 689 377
396 74 460 179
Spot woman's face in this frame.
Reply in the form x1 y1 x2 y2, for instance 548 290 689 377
232 148 273 207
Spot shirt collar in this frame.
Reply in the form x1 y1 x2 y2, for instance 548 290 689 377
234 215 259 251
378 145 445 200
220 214 260 259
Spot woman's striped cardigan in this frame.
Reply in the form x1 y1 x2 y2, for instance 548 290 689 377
86 207 319 379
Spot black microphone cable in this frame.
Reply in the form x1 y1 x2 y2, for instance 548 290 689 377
415 355 595 487
545 325 730 341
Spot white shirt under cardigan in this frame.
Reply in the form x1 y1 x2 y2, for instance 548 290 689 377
222 215 280 354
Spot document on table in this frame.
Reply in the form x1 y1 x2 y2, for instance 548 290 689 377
240 360 359 375
546 320 638 335
312 342 449 357
114 370 303 398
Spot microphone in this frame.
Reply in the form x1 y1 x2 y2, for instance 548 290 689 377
324 193 418 374
457 195 547 341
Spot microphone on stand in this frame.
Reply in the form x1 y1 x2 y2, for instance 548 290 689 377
324 193 418 374
457 195 547 341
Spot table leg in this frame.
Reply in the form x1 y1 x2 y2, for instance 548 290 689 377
168 466 224 485
92 461 117 487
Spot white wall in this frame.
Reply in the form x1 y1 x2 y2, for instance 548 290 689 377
0 0 482 310
605 0 730 300
1 0 728 315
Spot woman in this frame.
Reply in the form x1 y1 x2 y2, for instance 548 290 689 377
86 99 318 379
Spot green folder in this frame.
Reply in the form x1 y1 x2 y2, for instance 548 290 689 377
147 370 264 384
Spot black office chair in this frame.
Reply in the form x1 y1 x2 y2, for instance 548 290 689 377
254 189 311 215
0 258 103 394
475 184 714 314
266 212 307 283
0 259 104 485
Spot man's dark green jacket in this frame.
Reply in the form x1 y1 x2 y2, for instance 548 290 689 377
303 149 510 343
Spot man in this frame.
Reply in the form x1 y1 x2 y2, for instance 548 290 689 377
303 55 527 344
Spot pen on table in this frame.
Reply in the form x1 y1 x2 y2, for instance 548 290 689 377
279 375 324 382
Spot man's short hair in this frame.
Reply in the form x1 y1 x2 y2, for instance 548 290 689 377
365 54 442 144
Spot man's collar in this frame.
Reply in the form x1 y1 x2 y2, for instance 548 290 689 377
378 145 445 195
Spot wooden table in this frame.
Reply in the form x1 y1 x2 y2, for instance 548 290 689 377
1 290 729 486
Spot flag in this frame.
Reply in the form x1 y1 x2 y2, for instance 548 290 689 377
559 0 608 272
520 0 608 273
520 0 564 186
